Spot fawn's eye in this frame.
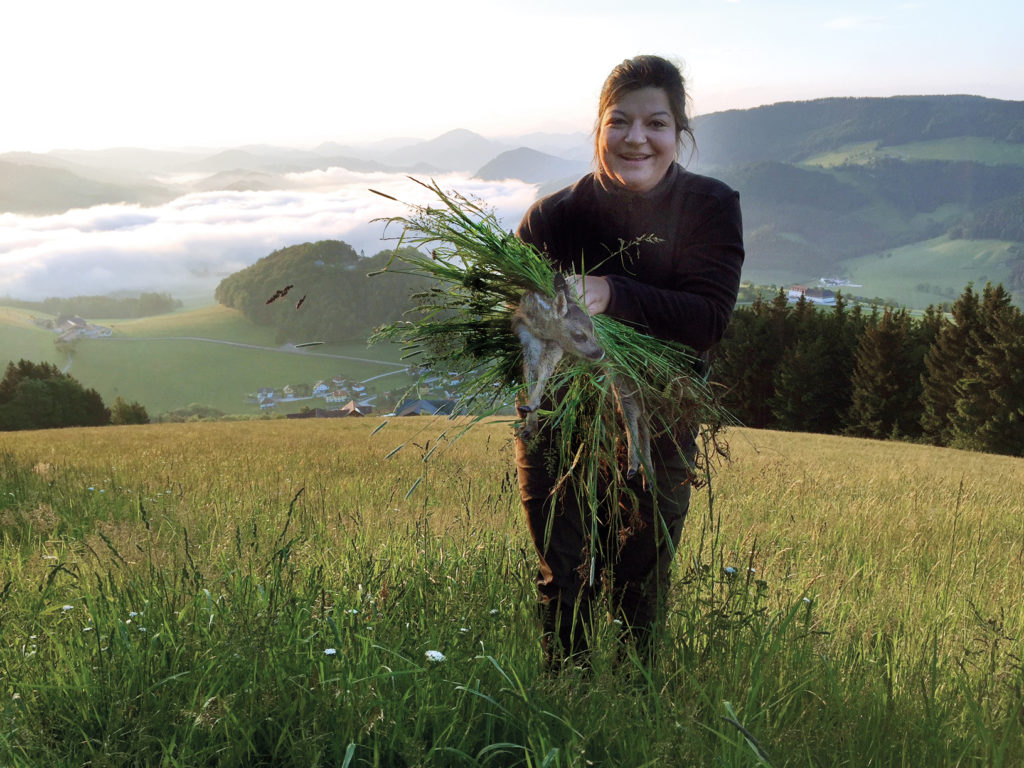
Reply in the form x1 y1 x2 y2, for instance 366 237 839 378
572 331 588 343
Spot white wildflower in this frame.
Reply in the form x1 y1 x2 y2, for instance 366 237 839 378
324 648 337 656
425 650 446 663
61 605 74 612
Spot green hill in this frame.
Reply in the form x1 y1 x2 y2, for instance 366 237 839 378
686 96 1024 299
839 237 1023 307
0 303 415 417
0 159 173 215
214 241 433 345
693 94 1024 168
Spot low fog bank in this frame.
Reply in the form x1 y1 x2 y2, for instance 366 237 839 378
0 171 539 302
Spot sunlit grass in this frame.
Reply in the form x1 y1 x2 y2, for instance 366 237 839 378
1 420 1023 766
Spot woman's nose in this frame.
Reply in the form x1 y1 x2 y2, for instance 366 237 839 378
625 120 646 144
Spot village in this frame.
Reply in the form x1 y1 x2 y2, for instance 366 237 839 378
252 368 486 419
33 314 114 342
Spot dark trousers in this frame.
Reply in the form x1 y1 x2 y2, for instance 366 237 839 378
515 428 695 667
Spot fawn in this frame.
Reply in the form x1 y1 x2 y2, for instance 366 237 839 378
512 273 652 483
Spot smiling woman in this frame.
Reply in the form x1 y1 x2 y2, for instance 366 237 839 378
513 54 745 670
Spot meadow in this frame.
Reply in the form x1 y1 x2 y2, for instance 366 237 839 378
802 138 1024 169
0 303 414 416
1 418 1022 766
840 236 1019 308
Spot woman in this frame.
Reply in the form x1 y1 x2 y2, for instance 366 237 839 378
515 55 744 668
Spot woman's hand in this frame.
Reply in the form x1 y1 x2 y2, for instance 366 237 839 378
566 274 610 315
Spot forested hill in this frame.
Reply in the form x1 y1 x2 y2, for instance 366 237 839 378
214 241 431 343
691 95 1024 168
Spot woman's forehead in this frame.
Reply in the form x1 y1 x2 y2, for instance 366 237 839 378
604 86 672 116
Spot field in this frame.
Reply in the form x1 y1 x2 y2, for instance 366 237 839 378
802 138 1024 168
0 304 414 416
2 419 1022 766
839 236 1020 308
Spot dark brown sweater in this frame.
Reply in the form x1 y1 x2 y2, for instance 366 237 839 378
516 163 744 352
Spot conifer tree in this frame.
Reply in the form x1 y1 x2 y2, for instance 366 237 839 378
845 308 921 439
769 334 834 431
714 292 792 428
948 284 1023 454
768 292 853 433
0 360 110 430
919 284 981 444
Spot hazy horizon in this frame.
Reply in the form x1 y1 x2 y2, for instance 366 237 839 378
4 0 1023 155
0 172 538 302
4 0 1023 302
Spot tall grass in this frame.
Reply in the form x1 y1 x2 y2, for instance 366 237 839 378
2 421 1023 765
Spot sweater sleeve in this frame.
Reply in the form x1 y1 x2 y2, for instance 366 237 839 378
604 190 744 351
516 197 567 270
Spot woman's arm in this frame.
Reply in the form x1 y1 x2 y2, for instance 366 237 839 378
603 191 744 351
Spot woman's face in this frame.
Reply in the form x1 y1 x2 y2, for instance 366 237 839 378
597 86 678 193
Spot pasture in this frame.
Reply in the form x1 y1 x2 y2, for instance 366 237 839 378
0 303 413 416
840 236 1020 308
802 137 1024 169
1 419 1022 766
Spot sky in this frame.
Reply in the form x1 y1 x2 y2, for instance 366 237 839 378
3 0 1023 153
3 0 1023 301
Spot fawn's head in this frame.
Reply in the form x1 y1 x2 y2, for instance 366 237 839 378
516 273 605 362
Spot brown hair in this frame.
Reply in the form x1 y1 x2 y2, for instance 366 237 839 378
594 55 694 160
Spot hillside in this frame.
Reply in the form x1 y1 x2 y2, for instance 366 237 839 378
0 302 415 417
475 147 588 183
213 241 434 344
690 94 1024 169
0 159 174 214
3 95 1024 307
1 421 1022 764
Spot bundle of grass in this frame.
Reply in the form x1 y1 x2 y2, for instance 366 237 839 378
370 178 733 516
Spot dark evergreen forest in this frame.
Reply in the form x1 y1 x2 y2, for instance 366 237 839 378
214 241 433 343
711 283 1024 457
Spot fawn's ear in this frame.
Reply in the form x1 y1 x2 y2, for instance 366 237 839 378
552 273 570 316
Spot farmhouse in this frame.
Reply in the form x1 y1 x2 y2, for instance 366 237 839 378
787 285 837 306
395 399 460 416
54 315 113 342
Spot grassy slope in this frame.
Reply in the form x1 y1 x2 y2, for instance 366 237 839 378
0 303 412 416
0 421 1022 765
803 137 1024 167
758 138 1024 304
0 308 67 370
840 236 1019 307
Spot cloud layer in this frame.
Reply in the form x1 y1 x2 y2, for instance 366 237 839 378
0 172 539 301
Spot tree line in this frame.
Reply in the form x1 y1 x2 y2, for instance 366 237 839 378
2 292 182 319
214 241 432 343
0 360 148 431
711 283 1024 457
